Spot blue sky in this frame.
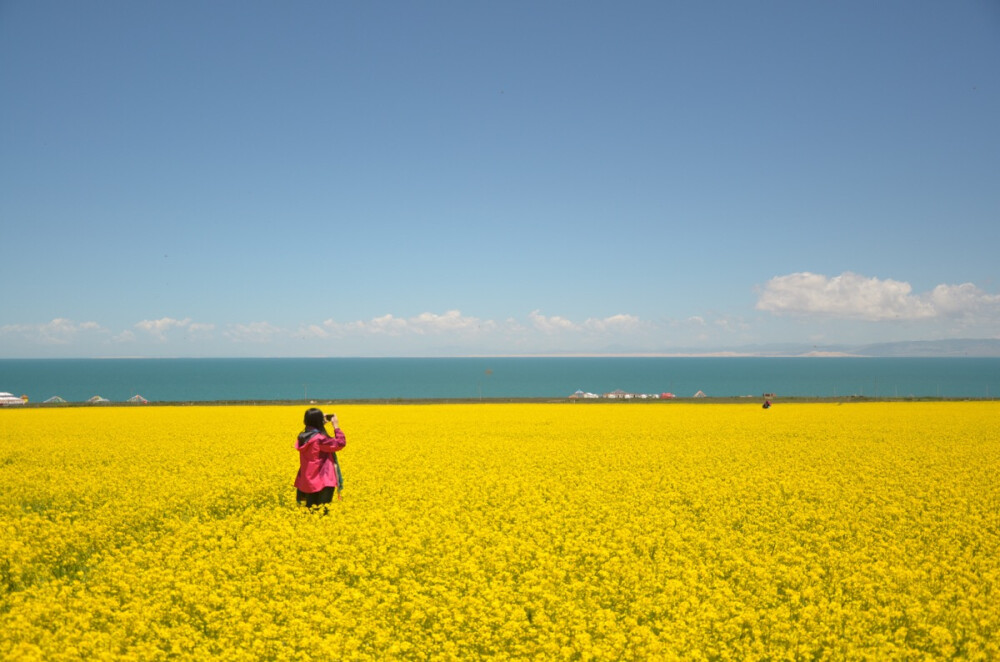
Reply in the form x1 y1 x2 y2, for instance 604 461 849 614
2 1 998 357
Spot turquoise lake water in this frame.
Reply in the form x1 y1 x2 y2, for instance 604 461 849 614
1 357 997 402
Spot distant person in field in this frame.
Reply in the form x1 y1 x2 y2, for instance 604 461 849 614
294 408 346 512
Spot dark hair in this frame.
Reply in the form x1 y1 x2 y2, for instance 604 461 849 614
303 408 326 430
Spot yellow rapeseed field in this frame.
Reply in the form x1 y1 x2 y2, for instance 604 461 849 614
1 402 998 660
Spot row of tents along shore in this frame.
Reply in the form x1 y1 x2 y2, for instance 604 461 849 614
84 394 150 404
569 389 706 400
2 394 151 405
0 392 149 407
569 390 779 400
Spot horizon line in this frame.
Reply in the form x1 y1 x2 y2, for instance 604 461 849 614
7 352 1000 360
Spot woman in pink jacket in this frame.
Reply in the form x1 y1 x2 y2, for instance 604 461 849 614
294 408 347 511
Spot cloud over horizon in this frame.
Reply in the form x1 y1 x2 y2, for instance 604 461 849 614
4 287 998 358
0 318 104 345
757 272 1000 322
321 310 492 337
134 317 215 342
223 322 283 344
0 310 653 356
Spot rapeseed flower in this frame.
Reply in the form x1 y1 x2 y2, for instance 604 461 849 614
0 402 997 659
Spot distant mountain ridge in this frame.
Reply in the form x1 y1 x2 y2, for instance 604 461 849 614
853 339 1000 357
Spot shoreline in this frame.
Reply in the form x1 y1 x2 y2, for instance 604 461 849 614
4 395 995 408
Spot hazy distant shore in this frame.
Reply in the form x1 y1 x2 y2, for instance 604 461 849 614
7 395 995 409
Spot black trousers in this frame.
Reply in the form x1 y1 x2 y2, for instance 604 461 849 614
296 486 335 508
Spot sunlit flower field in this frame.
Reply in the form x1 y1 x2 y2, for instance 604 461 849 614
1 402 998 660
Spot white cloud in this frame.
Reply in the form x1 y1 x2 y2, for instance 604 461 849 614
0 308 754 356
323 310 642 339
0 318 105 344
526 312 641 335
329 314 408 336
756 272 1000 321
297 324 330 339
224 322 284 343
369 314 410 335
709 316 750 336
133 317 214 341
927 283 1000 316
323 310 491 336
583 314 640 333
503 318 527 333
529 310 579 333
411 310 492 334
135 317 193 340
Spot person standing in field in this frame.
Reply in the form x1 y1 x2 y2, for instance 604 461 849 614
294 408 346 512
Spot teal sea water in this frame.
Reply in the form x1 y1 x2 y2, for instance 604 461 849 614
1 357 998 402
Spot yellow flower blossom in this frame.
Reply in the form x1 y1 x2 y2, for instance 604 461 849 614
0 402 998 659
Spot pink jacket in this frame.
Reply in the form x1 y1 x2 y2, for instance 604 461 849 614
294 427 346 493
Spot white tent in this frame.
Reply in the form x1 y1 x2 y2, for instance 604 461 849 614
44 396 67 404
127 394 149 404
693 390 707 398
0 392 26 406
87 395 111 404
